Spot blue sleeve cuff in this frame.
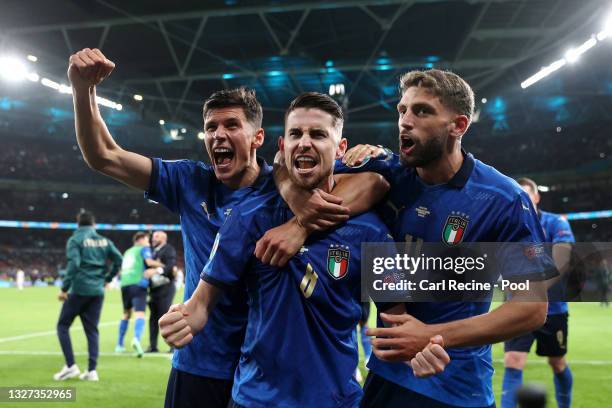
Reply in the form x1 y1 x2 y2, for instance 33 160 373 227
144 157 159 201
201 273 234 291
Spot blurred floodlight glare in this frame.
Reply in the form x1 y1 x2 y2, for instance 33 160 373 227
41 77 60 90
197 132 205 140
521 11 611 88
26 72 39 82
26 55 38 62
133 94 143 101
0 57 27 81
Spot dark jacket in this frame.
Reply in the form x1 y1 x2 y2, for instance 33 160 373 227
62 226 123 296
151 243 176 292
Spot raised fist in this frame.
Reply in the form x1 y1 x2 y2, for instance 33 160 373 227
67 48 115 91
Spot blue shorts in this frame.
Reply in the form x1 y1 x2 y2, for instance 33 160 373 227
121 284 147 312
504 312 568 357
361 373 495 408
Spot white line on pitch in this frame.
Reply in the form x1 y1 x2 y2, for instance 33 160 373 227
492 358 612 366
0 321 116 343
0 350 173 359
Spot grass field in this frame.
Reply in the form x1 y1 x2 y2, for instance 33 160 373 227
0 287 610 407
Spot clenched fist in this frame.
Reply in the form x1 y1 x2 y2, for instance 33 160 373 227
67 48 115 91
159 302 208 349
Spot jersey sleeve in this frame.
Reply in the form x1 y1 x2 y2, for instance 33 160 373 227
141 246 153 260
62 237 81 292
495 192 557 282
365 220 406 311
334 152 400 182
551 215 575 244
145 158 210 213
201 210 257 290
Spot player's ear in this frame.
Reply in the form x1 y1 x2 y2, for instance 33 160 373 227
278 135 285 153
449 114 470 138
335 138 347 160
252 128 264 149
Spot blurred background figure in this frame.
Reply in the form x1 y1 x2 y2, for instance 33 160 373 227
147 230 177 353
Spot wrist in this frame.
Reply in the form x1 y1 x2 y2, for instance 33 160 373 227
294 217 313 236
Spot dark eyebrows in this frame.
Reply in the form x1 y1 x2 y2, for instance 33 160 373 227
412 102 436 113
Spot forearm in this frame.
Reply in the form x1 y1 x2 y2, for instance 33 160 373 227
333 173 389 215
431 296 547 348
546 243 572 289
145 259 165 268
186 280 221 333
61 264 77 292
73 87 120 171
72 87 151 189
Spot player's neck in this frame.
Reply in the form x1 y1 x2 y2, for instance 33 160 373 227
227 157 261 189
416 147 463 185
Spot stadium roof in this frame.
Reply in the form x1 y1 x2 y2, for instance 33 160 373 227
0 0 609 129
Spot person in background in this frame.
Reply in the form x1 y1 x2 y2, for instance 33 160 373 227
54 211 122 381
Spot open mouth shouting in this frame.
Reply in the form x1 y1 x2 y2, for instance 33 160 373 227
293 154 318 176
212 146 234 170
400 135 416 155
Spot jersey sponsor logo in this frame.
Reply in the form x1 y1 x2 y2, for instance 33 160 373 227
327 244 349 279
442 212 469 245
416 206 430 218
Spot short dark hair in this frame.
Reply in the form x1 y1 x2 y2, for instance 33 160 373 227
203 87 263 129
132 231 148 244
77 211 95 226
517 177 538 194
399 69 475 121
285 92 344 130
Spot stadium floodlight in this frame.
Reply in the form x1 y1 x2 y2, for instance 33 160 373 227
133 94 143 101
180 128 187 134
481 98 487 104
565 37 597 63
41 77 60 90
58 84 72 95
26 72 39 82
26 55 38 62
521 59 566 89
159 119 165 125
600 12 612 40
197 132 205 140
116 104 123 111
0 57 28 81
537 185 550 192
329 83 345 96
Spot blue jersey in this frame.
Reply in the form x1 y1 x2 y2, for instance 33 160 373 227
539 210 575 315
202 191 395 407
146 157 274 379
336 151 556 407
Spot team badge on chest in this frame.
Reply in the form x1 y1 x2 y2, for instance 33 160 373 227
327 244 349 279
442 212 469 245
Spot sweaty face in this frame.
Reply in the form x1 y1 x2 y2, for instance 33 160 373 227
397 87 455 168
204 107 260 185
282 108 346 190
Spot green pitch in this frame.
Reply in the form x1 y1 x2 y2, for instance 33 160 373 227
1 287 610 407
